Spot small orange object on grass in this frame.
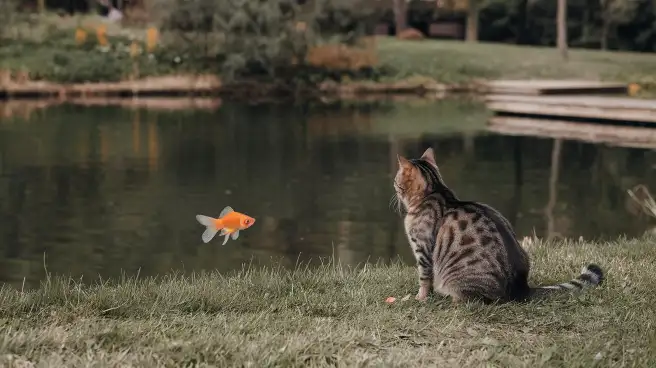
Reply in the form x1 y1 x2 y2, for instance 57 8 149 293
96 25 108 46
385 296 396 304
75 27 87 45
146 26 159 52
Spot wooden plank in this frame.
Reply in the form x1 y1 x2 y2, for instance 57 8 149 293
485 95 656 110
487 116 656 149
486 80 627 88
486 101 656 123
483 79 628 95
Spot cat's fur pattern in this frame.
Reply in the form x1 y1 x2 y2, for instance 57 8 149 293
393 147 604 304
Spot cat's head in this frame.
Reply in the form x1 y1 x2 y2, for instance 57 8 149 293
393 147 445 212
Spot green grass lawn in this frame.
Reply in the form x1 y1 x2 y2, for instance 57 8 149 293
377 38 656 87
2 13 656 94
1 236 655 367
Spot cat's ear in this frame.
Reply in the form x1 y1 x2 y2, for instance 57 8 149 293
397 155 411 168
421 147 436 165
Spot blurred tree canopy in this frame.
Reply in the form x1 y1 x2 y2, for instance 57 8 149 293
478 0 656 51
8 0 656 52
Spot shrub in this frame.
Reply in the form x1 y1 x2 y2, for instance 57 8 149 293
312 0 383 44
158 0 386 84
0 0 22 39
0 25 186 83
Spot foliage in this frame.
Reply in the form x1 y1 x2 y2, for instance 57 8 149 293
599 0 640 49
0 0 21 39
313 0 383 43
0 25 187 83
478 0 656 51
157 0 386 84
0 0 391 86
0 238 655 365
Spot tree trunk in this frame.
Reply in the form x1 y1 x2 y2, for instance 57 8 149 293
37 0 45 13
466 0 480 42
557 0 568 60
517 0 529 44
393 0 407 35
601 19 609 50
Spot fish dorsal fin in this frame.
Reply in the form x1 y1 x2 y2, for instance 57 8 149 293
231 230 240 240
219 206 234 218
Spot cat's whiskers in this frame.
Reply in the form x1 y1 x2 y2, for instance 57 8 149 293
389 193 403 215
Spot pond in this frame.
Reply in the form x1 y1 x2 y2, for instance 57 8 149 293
1 98 655 288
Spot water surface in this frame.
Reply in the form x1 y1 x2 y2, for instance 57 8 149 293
1 98 654 288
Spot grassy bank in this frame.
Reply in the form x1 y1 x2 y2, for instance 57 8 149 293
2 12 656 99
376 38 656 88
1 237 655 367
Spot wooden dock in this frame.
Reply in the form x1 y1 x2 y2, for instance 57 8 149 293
488 116 656 149
482 80 628 96
485 95 656 124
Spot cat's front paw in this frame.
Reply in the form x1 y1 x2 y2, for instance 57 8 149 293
415 287 429 301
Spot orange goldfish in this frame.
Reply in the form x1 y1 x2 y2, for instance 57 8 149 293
196 206 256 245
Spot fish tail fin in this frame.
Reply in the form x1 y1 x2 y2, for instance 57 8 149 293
196 215 223 243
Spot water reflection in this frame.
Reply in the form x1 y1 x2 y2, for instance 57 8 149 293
0 100 655 289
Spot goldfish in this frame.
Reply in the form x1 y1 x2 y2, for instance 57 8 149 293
195 206 256 245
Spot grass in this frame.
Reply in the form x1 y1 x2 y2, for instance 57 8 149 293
1 237 656 367
376 38 656 88
2 12 656 95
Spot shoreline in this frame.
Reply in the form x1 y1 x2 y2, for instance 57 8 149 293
0 74 508 102
1 75 646 103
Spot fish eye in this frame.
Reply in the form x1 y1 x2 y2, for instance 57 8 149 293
244 219 250 224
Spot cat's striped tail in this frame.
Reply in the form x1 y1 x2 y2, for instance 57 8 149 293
531 264 604 297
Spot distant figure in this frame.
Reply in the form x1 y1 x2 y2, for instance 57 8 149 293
97 0 123 22
107 8 123 22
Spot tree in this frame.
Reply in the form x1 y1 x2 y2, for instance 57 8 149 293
599 0 639 50
557 0 568 60
466 0 482 42
393 0 407 34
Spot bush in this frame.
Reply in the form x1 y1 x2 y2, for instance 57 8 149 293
158 0 306 81
0 0 390 86
313 0 383 44
0 25 188 83
0 0 22 39
158 0 386 84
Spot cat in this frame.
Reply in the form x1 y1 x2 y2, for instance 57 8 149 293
392 147 604 304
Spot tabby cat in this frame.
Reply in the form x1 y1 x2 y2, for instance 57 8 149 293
392 147 604 303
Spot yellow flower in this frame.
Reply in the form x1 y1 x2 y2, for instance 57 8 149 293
146 27 159 52
96 25 108 46
75 28 87 45
130 41 141 58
